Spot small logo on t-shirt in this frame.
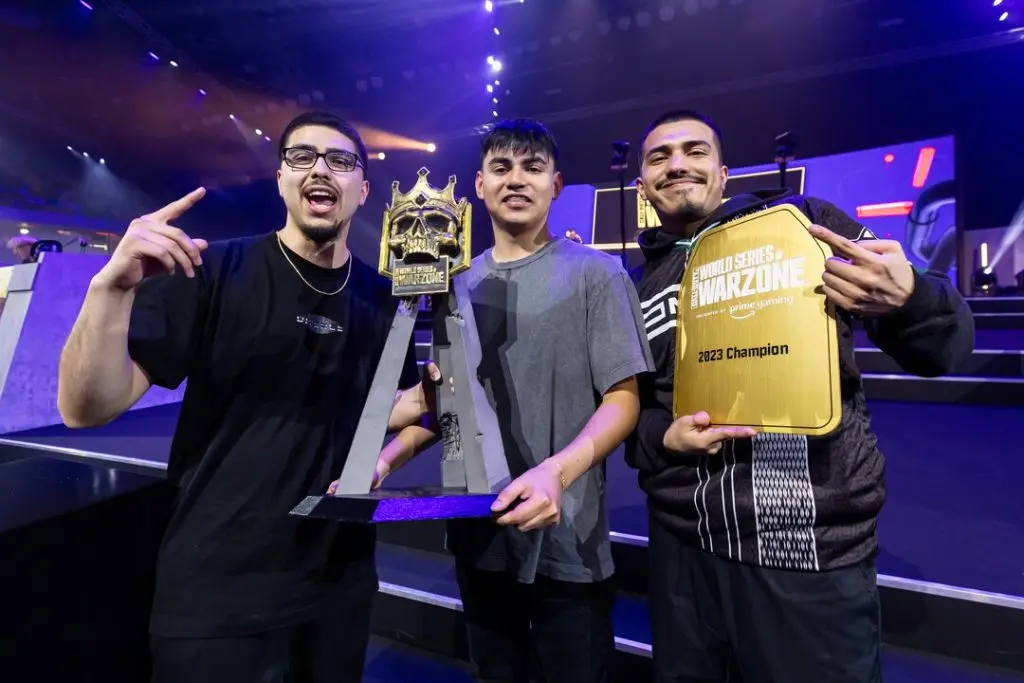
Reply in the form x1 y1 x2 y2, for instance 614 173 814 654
296 314 343 335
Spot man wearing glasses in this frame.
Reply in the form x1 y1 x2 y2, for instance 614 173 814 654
57 111 433 682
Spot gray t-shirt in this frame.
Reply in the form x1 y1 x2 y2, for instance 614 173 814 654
446 237 655 584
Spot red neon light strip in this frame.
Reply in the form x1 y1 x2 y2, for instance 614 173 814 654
856 201 914 218
912 146 936 188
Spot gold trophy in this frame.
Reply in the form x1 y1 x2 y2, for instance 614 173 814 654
292 167 511 523
379 167 470 296
672 204 842 436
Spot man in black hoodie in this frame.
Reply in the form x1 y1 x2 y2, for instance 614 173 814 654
627 109 974 683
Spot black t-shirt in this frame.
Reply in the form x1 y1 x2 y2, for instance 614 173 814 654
128 232 419 637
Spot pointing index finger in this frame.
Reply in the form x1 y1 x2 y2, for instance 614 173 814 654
149 187 207 223
808 224 877 264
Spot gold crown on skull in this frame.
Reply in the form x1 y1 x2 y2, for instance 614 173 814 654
389 167 463 223
384 166 469 267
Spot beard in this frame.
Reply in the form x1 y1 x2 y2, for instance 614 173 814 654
658 180 716 218
650 190 718 236
672 198 710 223
297 221 343 245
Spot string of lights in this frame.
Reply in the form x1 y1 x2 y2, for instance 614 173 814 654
70 0 448 166
70 1 533 163
484 0 525 125
74 0 244 165
993 0 1011 22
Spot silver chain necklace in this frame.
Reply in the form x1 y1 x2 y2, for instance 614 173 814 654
276 232 352 296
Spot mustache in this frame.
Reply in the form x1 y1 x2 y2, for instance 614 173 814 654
657 173 706 189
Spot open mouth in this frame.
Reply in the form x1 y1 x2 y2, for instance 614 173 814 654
303 186 338 214
502 194 531 208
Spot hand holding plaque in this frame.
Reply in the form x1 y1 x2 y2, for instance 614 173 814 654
663 411 758 456
291 167 511 524
673 204 842 437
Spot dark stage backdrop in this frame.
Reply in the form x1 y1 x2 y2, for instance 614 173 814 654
551 135 959 280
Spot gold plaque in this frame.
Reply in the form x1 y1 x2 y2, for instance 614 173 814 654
672 204 841 436
379 167 472 297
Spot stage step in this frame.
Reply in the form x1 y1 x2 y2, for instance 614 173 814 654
971 312 1024 330
861 374 1024 405
967 297 1024 315
854 327 1021 350
855 348 1024 379
373 543 1024 681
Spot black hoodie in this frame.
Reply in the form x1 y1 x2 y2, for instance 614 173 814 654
627 189 974 572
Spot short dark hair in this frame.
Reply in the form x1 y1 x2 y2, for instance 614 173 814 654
480 118 559 168
278 111 369 172
640 109 724 163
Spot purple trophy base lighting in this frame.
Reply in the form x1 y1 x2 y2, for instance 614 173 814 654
291 487 500 523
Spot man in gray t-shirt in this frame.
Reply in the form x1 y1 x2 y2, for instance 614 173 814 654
445 236 650 585
379 119 653 683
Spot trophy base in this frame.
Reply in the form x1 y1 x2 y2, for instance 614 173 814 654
290 487 499 524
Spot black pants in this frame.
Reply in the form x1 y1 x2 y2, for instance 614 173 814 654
149 583 376 683
455 560 616 683
648 514 882 683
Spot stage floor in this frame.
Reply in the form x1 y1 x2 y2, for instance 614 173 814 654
366 635 1024 683
5 395 1024 599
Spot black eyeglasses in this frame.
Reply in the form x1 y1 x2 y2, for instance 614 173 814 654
282 147 364 173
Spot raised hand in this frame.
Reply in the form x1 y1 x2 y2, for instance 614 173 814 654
808 224 916 317
94 187 209 292
663 411 757 456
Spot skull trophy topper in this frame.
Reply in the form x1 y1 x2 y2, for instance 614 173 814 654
378 166 472 296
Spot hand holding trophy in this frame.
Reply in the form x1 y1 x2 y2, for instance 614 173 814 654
292 168 510 524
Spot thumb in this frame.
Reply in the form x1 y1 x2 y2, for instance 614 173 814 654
194 238 209 251
492 479 527 512
690 411 712 429
327 479 338 495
